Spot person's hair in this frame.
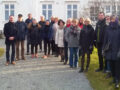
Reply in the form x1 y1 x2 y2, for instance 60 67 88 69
18 14 23 18
99 12 105 16
110 15 116 21
58 19 65 25
84 18 91 24
72 19 78 24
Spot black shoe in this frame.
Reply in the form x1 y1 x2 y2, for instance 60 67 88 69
26 52 29 55
79 69 84 73
70 66 73 68
95 68 103 72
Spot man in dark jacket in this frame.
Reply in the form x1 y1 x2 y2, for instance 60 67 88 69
94 12 106 72
38 16 46 52
25 13 33 55
4 15 17 66
15 14 27 61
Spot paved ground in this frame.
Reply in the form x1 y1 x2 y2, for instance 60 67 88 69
0 39 93 90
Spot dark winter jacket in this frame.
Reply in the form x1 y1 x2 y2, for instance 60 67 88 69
39 21 45 40
79 24 94 54
29 24 41 45
43 25 52 40
103 22 120 60
4 22 17 44
15 21 27 41
94 19 106 46
50 21 54 40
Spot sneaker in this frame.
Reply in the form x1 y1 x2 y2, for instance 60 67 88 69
79 69 84 73
5 62 9 66
11 61 16 65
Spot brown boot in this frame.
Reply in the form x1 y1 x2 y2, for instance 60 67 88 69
11 61 16 65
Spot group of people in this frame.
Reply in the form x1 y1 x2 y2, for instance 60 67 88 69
3 12 120 88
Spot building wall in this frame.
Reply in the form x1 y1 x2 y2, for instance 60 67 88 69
0 0 89 31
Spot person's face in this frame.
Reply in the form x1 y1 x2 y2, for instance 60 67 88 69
111 17 116 22
46 21 50 25
40 16 44 21
28 14 32 19
85 21 89 25
60 21 64 27
51 17 54 22
106 16 110 23
55 18 58 23
98 13 105 20
9 16 14 22
79 18 84 24
32 20 37 24
66 19 71 25
72 21 77 26
18 17 23 21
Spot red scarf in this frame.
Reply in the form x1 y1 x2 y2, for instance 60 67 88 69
66 24 71 28
78 23 83 29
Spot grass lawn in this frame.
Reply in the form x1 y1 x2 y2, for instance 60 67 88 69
0 48 4 57
79 48 120 90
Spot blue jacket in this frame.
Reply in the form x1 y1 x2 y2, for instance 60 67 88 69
15 21 27 41
103 22 120 60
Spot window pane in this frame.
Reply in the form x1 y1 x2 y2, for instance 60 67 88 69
42 4 46 9
73 10 77 19
10 4 14 9
5 4 9 9
5 10 9 20
48 10 52 20
42 10 46 19
73 5 77 10
67 10 71 18
10 10 14 16
67 5 71 10
106 6 110 13
48 4 52 9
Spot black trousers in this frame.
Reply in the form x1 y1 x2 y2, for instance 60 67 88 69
31 44 38 54
27 36 31 53
51 40 56 54
109 60 120 82
6 43 15 62
39 40 42 51
64 41 68 63
97 44 104 70
81 52 90 70
44 39 51 55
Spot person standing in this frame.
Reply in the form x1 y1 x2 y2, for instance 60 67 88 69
4 15 17 65
15 14 27 61
79 18 94 73
94 12 106 72
103 15 120 88
38 16 46 52
28 19 41 58
56 19 65 62
66 19 81 68
25 13 33 55
42 20 52 59
53 17 59 57
50 16 55 55
64 18 72 65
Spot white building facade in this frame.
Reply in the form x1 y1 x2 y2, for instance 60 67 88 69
0 0 88 31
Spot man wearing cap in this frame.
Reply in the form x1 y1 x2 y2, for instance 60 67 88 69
15 14 27 61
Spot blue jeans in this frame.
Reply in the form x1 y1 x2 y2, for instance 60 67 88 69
64 41 68 62
69 47 78 67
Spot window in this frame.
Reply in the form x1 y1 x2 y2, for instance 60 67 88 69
67 4 78 19
112 6 116 14
5 4 15 21
117 6 120 16
106 6 111 13
90 6 99 21
42 4 52 20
